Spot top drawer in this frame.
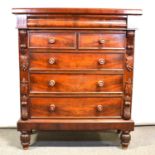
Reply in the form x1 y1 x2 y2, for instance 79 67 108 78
27 15 127 28
28 32 76 49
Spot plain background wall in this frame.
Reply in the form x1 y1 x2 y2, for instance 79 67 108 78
0 0 154 127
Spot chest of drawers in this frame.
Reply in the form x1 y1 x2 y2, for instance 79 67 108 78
13 8 142 149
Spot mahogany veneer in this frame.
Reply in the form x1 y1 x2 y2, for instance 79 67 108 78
13 8 142 150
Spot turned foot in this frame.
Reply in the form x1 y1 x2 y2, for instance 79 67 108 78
20 131 31 150
120 131 131 149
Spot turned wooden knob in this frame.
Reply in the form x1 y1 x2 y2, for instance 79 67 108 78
48 38 56 44
49 80 55 87
98 39 105 44
49 104 55 112
97 105 104 112
48 57 56 64
97 80 104 87
98 58 105 65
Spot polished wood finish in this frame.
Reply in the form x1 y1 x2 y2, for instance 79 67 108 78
27 15 127 28
120 131 131 149
30 97 122 118
29 32 76 49
30 53 124 70
30 74 123 93
18 119 134 131
13 8 142 149
12 8 142 15
20 131 30 150
79 32 126 49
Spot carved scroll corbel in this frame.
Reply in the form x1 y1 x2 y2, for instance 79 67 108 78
125 78 132 95
125 55 133 72
20 62 29 71
123 96 131 120
21 95 28 120
21 78 28 94
20 55 29 71
123 78 132 120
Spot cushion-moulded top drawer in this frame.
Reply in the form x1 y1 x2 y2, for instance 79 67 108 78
27 15 127 28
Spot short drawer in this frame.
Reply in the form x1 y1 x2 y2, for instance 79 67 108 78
28 32 76 49
30 53 124 70
30 74 123 93
30 97 122 118
79 33 126 49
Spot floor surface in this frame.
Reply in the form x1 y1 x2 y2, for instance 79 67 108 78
0 126 155 155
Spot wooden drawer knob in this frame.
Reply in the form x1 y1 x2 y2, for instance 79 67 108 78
49 104 55 112
98 58 105 65
48 57 56 64
48 38 56 44
97 80 104 87
97 105 104 112
98 39 105 44
49 80 55 87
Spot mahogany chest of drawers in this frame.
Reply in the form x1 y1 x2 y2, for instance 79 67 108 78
13 8 142 149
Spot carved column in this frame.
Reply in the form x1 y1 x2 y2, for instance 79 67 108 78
123 30 135 120
19 29 29 121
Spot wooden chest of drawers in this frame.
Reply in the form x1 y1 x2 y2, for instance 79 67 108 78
13 8 142 149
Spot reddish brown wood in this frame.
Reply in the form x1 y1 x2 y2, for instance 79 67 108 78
30 74 123 93
120 131 131 149
30 53 124 70
20 131 31 150
123 30 135 120
30 97 122 118
13 8 142 149
19 30 29 121
79 32 126 49
17 119 134 131
12 8 142 15
28 32 76 49
27 15 127 28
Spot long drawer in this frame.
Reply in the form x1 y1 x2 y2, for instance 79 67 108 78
27 15 127 28
30 97 123 118
30 53 124 70
30 74 123 93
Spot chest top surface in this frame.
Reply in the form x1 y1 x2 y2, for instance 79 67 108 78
12 8 142 29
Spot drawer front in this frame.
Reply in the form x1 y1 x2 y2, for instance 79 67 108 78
79 33 126 49
30 53 124 70
28 32 76 49
27 15 126 28
30 97 122 118
30 74 123 93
